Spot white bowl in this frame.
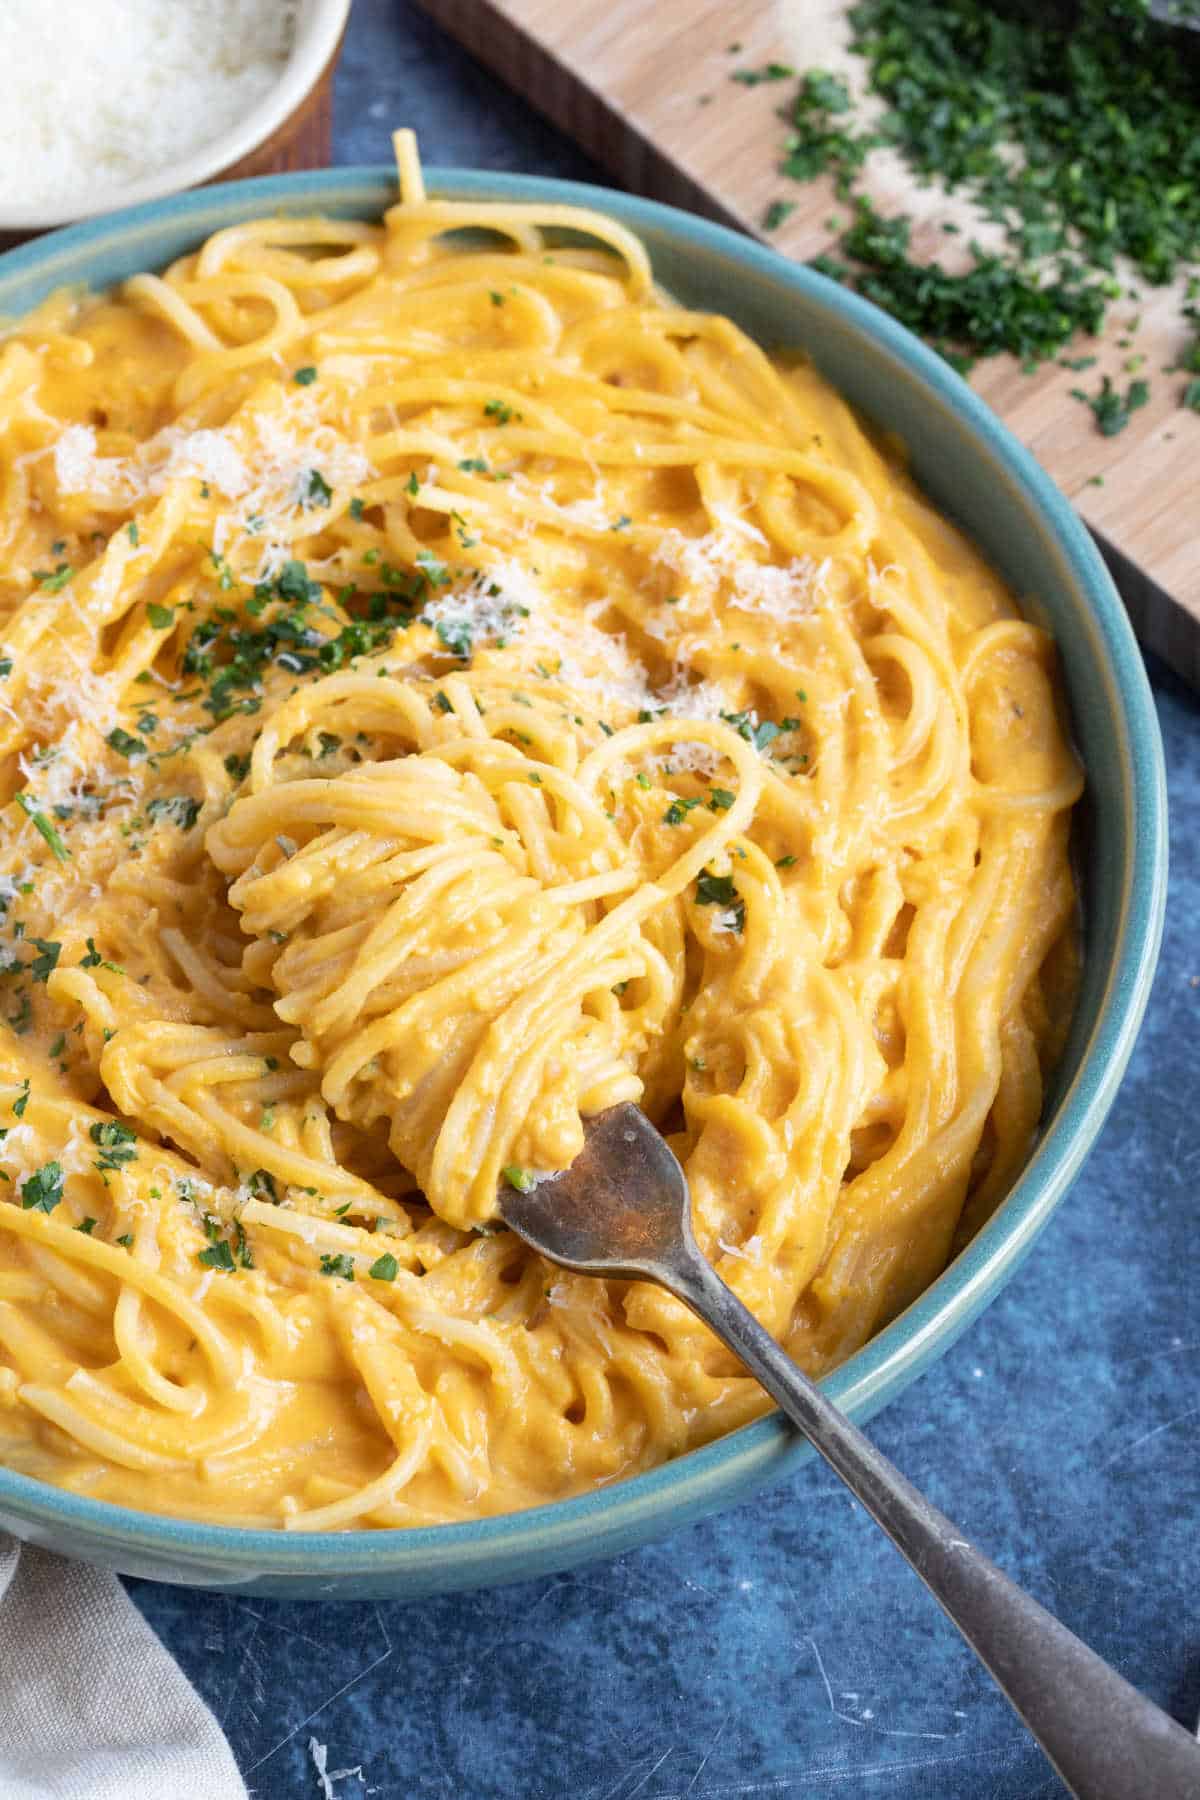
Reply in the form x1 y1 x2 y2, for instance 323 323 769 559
0 0 351 234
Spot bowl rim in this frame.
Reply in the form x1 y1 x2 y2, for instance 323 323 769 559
0 0 351 233
0 164 1168 1577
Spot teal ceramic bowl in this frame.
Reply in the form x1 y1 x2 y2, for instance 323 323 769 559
0 170 1166 1599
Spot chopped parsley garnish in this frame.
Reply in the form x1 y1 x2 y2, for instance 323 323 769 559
183 558 403 717
210 550 236 591
21 1160 64 1214
415 548 450 588
708 787 736 811
146 794 201 831
0 659 11 679
115 1233 133 1249
695 871 738 907
75 1217 97 1235
369 1252 399 1281
106 727 147 759
15 794 70 861
610 514 632 531
147 603 174 629
297 468 333 509
1071 374 1151 437
776 853 798 869
349 496 365 520
762 199 796 233
484 398 521 424
90 1119 137 1175
768 0 1200 376
732 61 795 85
721 709 786 753
664 796 702 826
12 1079 29 1118
695 870 746 932
293 365 318 385
405 472 419 496
502 1165 536 1192
319 1252 355 1280
33 564 73 593
434 618 473 658
126 522 140 546
233 1221 254 1269
28 938 60 982
224 752 251 783
198 1240 236 1272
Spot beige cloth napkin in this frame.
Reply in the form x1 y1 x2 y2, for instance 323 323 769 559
0 1534 246 1800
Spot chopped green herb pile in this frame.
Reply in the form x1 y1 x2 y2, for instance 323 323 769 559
757 0 1200 413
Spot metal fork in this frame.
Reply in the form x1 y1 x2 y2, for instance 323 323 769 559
498 1104 1200 1800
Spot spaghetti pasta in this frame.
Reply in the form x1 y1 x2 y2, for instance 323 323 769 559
0 133 1081 1528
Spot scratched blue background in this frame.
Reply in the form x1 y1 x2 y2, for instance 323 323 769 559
129 4 1200 1793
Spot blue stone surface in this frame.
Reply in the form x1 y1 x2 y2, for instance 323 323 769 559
128 4 1200 1791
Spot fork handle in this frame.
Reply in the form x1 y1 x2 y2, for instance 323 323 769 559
661 1251 1200 1800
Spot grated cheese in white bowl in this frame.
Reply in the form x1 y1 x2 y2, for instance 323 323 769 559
0 0 349 230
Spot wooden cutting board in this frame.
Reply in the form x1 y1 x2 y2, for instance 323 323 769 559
415 0 1200 687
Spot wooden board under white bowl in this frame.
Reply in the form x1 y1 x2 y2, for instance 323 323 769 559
415 0 1200 688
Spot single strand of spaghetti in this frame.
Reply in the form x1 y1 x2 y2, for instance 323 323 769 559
956 618 1052 686
354 379 582 438
864 633 941 769
285 1417 434 1532
398 199 652 297
196 217 382 279
123 274 224 351
237 1199 425 1272
393 126 427 204
0 1274 44 1303
113 1286 206 1418
970 769 1084 815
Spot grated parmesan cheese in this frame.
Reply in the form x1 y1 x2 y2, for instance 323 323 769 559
52 404 373 588
653 528 829 622
0 2 298 211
